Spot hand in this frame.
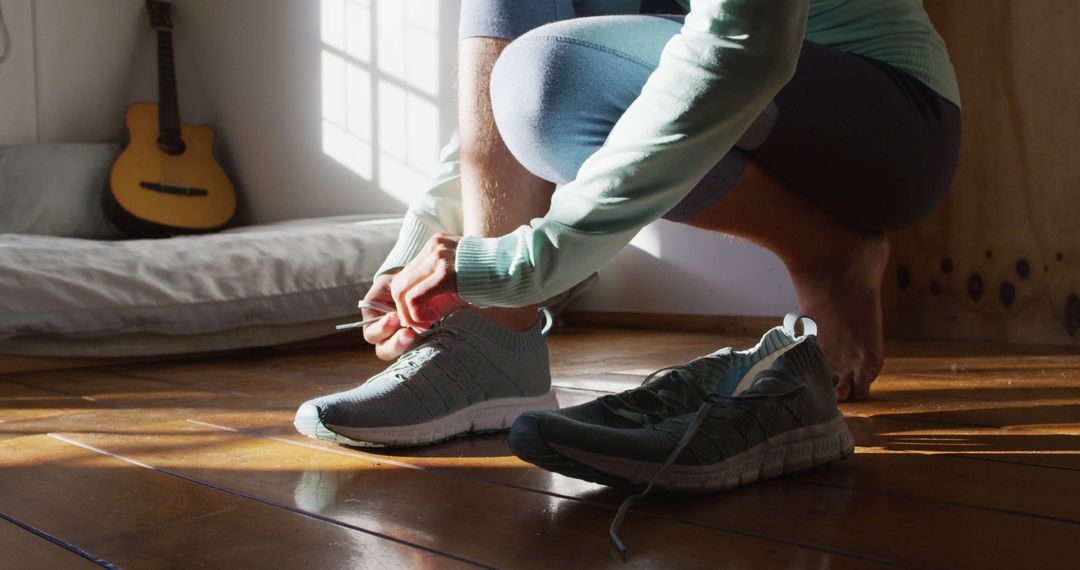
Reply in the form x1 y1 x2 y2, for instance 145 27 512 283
391 233 466 330
362 271 417 361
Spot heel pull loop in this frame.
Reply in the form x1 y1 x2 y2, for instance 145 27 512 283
539 307 555 336
783 312 818 338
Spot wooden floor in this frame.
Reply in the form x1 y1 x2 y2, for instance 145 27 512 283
2 328 1079 569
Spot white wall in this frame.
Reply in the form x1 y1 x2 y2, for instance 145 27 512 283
0 0 796 317
0 0 207 146
171 0 459 224
574 222 797 316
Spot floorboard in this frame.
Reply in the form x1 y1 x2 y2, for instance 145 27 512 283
185 412 1080 569
2 327 1079 568
0 381 99 439
0 517 105 569
0 435 472 569
52 420 882 569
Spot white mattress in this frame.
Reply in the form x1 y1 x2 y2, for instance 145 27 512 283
0 215 402 357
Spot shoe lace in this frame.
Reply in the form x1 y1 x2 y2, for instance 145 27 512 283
600 364 711 426
607 366 806 556
381 321 474 383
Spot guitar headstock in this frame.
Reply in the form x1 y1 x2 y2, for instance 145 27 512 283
146 1 173 31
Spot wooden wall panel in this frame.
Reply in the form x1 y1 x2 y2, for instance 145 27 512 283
892 0 1080 345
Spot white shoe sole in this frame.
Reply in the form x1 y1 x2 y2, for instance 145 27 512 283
550 415 854 492
295 391 560 448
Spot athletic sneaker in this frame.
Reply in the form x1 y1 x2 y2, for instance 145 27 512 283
295 310 558 447
507 314 854 552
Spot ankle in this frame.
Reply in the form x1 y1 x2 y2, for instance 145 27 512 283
785 231 889 280
464 305 542 332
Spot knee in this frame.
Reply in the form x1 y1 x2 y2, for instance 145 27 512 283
839 175 952 231
489 34 591 185
877 181 951 231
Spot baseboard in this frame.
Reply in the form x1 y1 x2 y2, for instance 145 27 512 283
560 310 783 337
0 330 365 375
0 353 157 375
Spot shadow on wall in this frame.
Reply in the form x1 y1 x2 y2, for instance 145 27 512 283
320 0 447 207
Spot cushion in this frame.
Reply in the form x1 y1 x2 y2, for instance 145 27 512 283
0 143 125 239
0 215 403 355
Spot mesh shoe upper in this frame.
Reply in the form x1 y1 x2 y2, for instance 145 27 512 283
507 313 847 554
655 338 841 466
533 337 839 465
520 322 807 460
306 310 551 428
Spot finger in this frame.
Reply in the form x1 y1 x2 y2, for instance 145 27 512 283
390 261 425 330
362 289 394 312
853 373 874 400
833 373 853 402
854 357 883 400
374 327 416 361
395 273 444 331
404 271 454 325
391 238 458 330
363 313 400 346
363 276 392 302
362 276 396 322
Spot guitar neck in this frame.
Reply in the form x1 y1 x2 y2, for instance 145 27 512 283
156 27 181 138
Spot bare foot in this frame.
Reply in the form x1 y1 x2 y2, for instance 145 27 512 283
788 232 891 401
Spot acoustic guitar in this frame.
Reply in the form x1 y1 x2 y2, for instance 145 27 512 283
105 0 236 237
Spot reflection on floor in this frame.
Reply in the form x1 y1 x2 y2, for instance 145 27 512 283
2 328 1079 568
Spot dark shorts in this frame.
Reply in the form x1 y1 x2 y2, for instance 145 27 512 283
461 0 962 231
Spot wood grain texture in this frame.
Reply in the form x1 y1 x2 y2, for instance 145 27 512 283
0 435 468 569
53 422 874 569
0 519 103 570
895 1 1080 344
3 328 1080 568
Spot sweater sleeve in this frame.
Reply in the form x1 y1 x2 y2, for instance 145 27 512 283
455 0 810 307
375 133 465 277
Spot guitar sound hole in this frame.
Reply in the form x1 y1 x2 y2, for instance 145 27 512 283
157 134 187 155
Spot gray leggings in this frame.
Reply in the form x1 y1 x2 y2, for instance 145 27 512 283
461 0 961 230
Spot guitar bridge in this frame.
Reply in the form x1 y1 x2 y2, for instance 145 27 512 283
139 182 209 197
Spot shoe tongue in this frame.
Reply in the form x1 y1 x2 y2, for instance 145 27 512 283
760 325 798 350
743 368 802 398
718 326 799 395
698 348 734 391
742 343 813 395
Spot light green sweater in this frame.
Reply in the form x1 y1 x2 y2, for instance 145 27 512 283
376 0 959 308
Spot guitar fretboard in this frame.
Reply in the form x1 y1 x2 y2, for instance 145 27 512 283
156 28 181 140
